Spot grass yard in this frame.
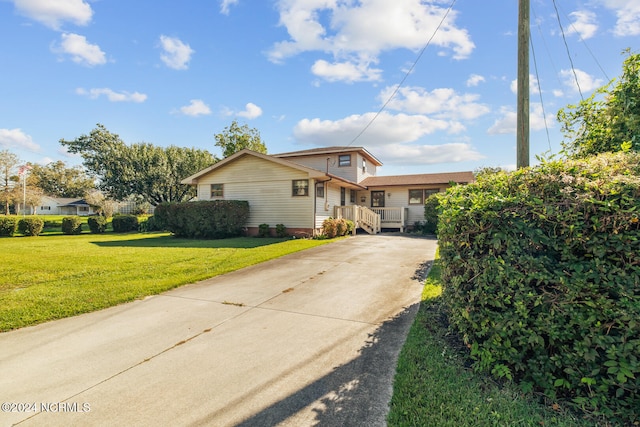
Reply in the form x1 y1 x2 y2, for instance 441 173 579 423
0 232 332 332
387 256 598 427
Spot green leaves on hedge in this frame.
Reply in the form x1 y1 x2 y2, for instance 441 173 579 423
438 152 640 424
154 200 249 239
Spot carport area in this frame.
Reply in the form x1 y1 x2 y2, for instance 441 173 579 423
0 233 437 426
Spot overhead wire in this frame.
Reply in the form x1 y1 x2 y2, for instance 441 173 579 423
552 0 584 100
346 0 458 147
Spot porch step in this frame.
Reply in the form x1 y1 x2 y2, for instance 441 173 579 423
359 222 377 235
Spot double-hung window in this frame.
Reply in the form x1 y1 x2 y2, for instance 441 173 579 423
338 154 351 167
210 184 224 198
293 179 309 196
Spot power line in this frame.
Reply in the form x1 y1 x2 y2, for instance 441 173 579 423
552 0 584 100
347 0 458 147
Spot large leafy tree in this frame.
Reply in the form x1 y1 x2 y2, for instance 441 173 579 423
214 120 267 158
558 51 640 158
28 161 95 198
60 124 218 205
0 150 21 214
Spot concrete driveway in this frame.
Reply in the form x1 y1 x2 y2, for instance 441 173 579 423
0 233 437 427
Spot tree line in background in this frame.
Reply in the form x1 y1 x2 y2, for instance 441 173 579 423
0 120 266 216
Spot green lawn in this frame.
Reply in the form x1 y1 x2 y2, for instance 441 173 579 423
0 232 332 332
387 256 598 427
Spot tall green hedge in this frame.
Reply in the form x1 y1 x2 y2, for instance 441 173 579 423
62 216 83 235
111 215 138 232
154 200 249 239
438 152 639 423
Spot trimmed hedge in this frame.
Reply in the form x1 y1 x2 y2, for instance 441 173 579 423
153 200 249 239
88 216 107 234
111 215 139 233
438 152 640 423
0 216 18 237
62 217 83 235
18 218 44 236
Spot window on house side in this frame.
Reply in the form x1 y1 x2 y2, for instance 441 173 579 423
350 189 356 203
408 189 424 205
293 179 309 196
338 154 351 167
316 182 325 198
211 184 224 198
371 191 385 208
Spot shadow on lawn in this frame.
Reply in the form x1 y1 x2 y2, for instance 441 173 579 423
90 235 289 249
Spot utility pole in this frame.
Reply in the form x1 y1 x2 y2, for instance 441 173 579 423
517 0 530 168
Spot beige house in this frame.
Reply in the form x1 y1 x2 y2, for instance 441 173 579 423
181 146 474 236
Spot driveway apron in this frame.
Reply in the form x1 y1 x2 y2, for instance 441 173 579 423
0 234 437 427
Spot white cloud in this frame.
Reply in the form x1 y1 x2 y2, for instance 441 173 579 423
76 88 147 103
510 74 540 95
220 0 239 15
566 10 599 39
374 143 485 165
599 0 640 36
559 68 603 94
177 99 212 117
53 33 106 66
237 103 263 119
0 128 40 151
293 111 463 148
293 112 483 165
487 104 553 135
311 59 382 83
466 74 485 87
159 35 194 70
380 86 490 120
268 0 474 82
13 0 93 30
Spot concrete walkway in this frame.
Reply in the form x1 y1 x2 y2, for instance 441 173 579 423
0 234 437 427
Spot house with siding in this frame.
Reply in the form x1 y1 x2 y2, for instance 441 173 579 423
181 146 474 236
36 196 95 216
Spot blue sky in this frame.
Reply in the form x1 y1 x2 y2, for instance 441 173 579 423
1 0 639 176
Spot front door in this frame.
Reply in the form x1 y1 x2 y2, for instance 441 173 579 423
371 191 385 208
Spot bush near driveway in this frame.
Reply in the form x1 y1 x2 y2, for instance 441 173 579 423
438 152 640 424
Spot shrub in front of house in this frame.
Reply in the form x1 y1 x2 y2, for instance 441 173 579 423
154 200 249 239
88 216 107 234
18 218 44 236
258 223 270 237
111 215 139 233
321 218 353 238
62 216 83 235
437 152 640 424
275 223 287 238
0 216 18 237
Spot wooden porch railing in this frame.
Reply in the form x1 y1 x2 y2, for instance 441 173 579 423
334 206 407 234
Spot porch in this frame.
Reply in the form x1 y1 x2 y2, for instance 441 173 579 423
334 205 409 234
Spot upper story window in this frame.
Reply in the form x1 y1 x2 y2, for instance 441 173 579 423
293 179 309 196
362 158 366 173
338 154 351 167
210 183 224 198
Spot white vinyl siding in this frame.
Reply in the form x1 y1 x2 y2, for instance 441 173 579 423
196 155 314 228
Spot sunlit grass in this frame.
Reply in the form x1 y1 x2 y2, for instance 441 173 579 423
0 233 331 331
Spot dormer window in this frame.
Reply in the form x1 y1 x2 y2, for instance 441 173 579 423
338 154 351 167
